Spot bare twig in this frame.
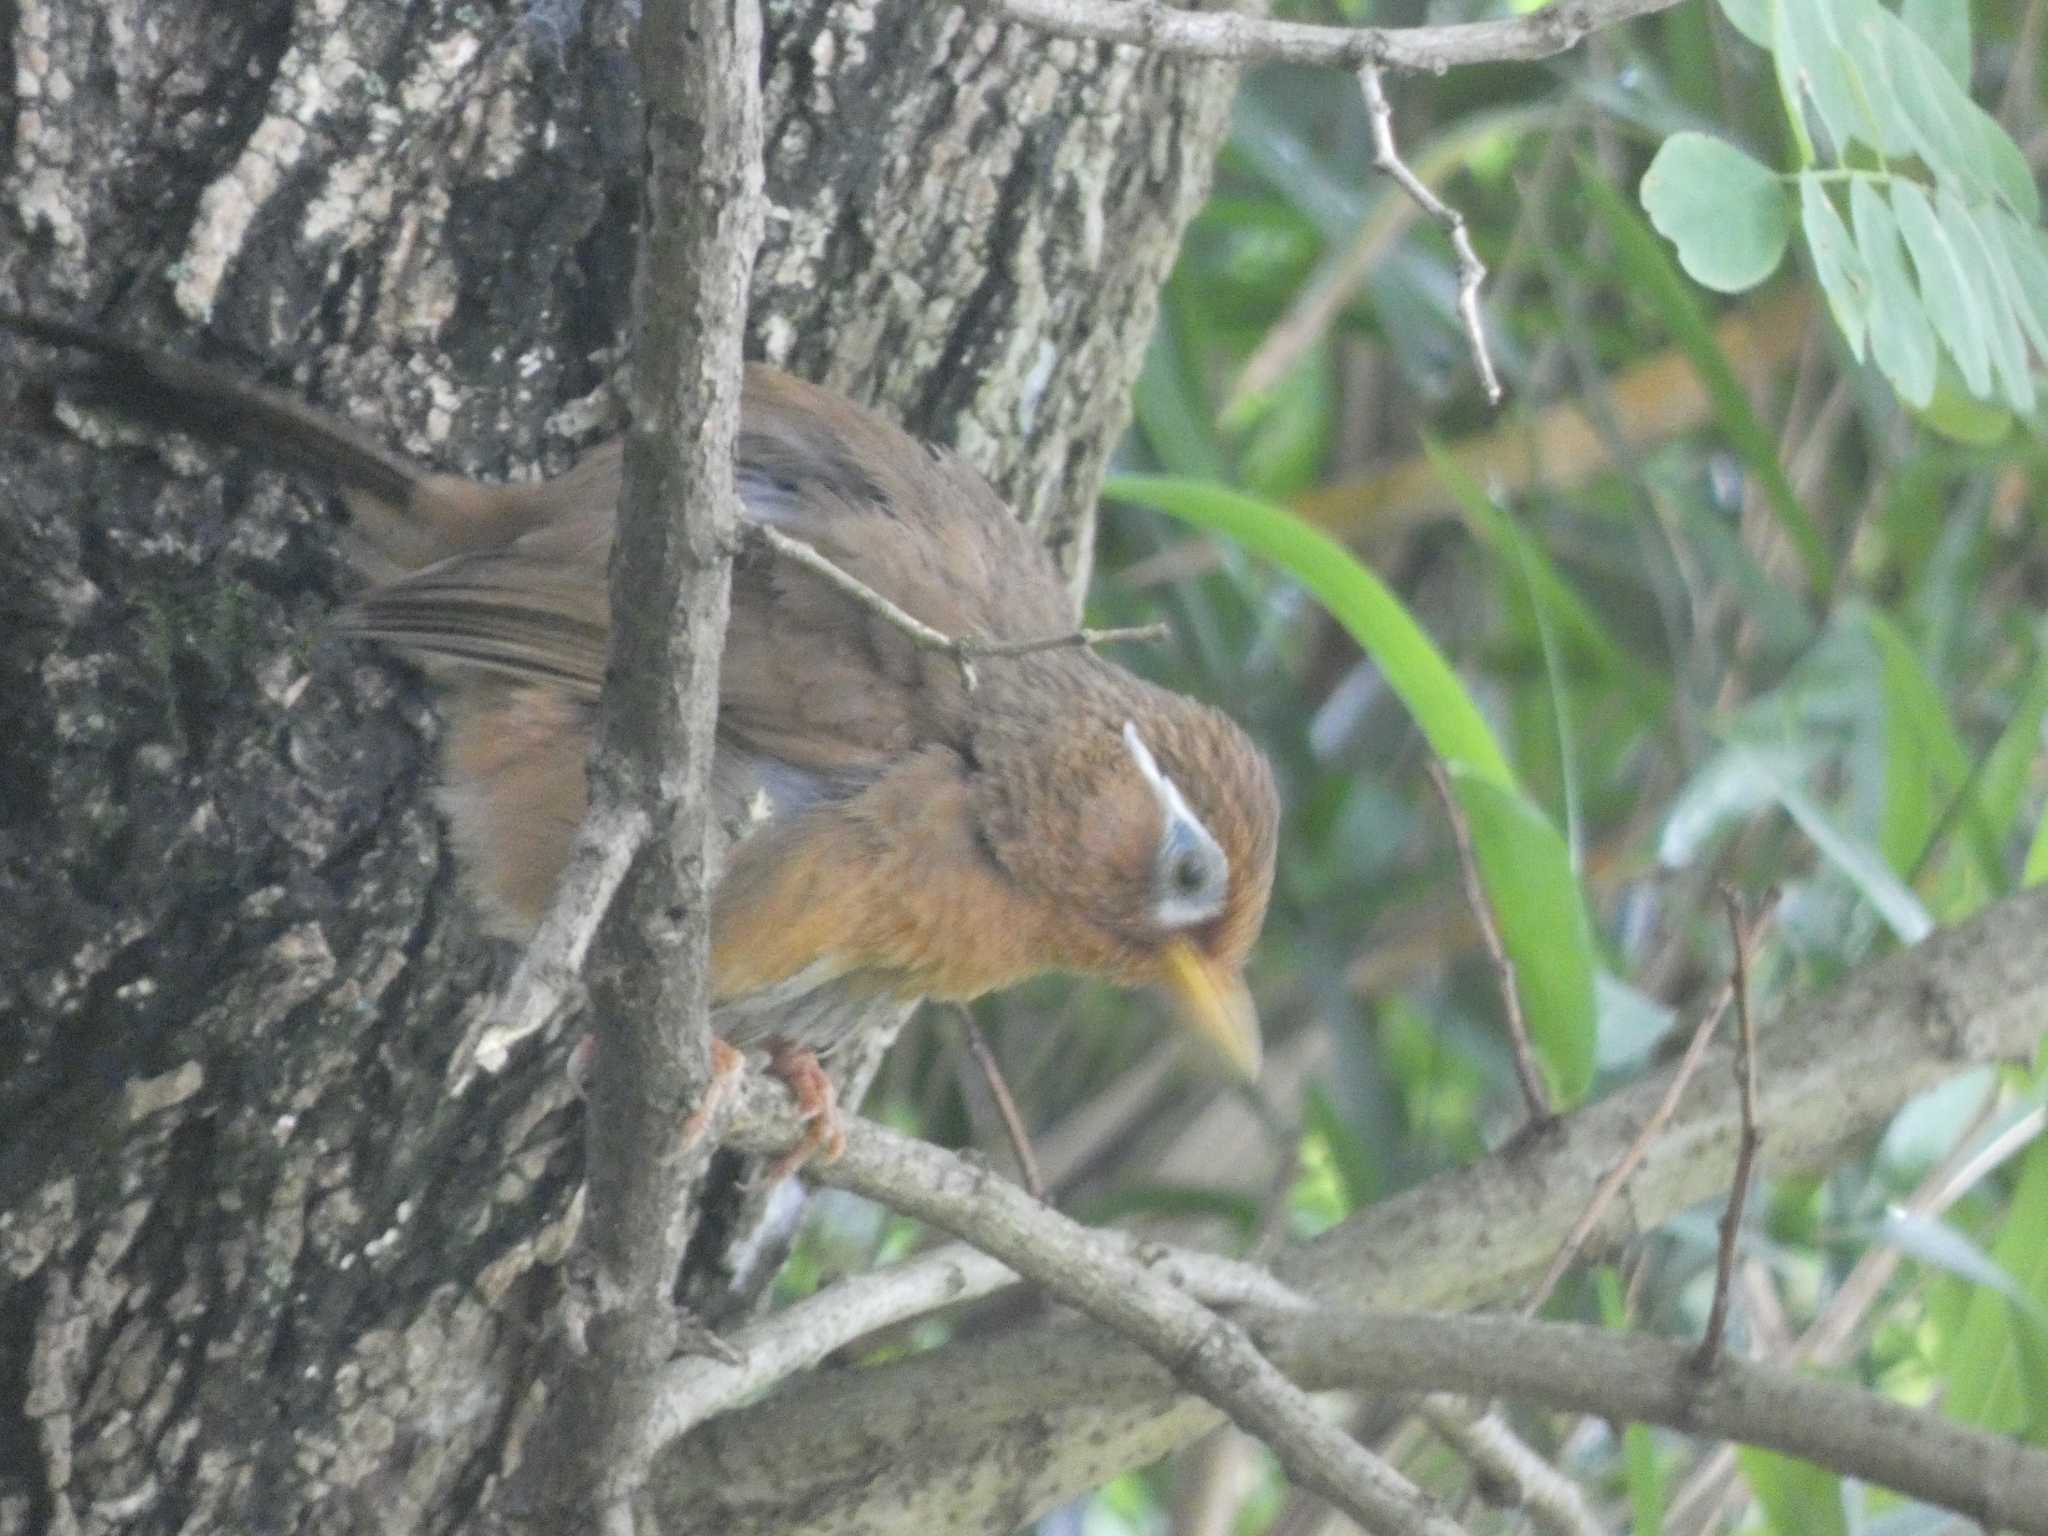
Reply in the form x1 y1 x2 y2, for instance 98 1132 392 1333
1522 895 1778 1316
1665 1091 2041 1536
752 522 1166 690
716 1081 1472 1536
1419 1399 1603 1536
1360 65 1502 405
447 802 650 1090
977 0 1688 73
648 1228 1311 1446
956 1006 1047 1200
1695 889 1765 1373
520 0 764 1525
1521 993 1722 1316
1427 760 1549 1125
1273 1311 2048 1535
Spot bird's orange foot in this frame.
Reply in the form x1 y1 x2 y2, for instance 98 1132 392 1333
678 1037 748 1154
758 1040 845 1185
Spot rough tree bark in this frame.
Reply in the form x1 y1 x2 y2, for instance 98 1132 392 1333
0 1 1237 1531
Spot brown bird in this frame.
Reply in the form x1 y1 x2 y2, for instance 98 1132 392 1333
3 313 1279 1160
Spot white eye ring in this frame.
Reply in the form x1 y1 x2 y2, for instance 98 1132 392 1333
1124 722 1229 928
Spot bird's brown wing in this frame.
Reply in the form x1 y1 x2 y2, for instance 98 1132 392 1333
716 368 1077 776
336 556 610 694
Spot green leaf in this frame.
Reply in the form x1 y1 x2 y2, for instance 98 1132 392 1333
1106 474 1597 1105
1901 0 1970 90
1893 179 1993 398
1589 168 1832 595
1451 772 1598 1105
1715 0 1770 50
1133 310 1228 481
1800 174 1871 362
1107 476 1512 785
1852 178 1938 407
1977 204 2048 369
1660 742 1821 867
1738 1448 1849 1536
1421 437 1670 719
1868 604 1965 874
1830 0 1922 160
1942 186 2035 414
1778 780 1935 942
2026 803 2048 888
1235 344 1333 500
1942 1135 2048 1441
1780 0 1876 158
1974 101 2043 223
1881 12 1988 191
1920 365 2015 445
2001 215 2048 357
1639 132 1793 293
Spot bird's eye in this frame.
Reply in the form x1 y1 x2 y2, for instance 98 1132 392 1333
1125 720 1230 928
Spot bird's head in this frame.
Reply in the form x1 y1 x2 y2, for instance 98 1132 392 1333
972 677 1279 1077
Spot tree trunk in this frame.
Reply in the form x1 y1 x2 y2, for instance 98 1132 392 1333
0 2 1237 1530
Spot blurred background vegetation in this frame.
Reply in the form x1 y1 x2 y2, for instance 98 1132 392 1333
800 3 2048 1531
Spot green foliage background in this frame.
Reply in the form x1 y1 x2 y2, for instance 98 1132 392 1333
829 4 2048 1531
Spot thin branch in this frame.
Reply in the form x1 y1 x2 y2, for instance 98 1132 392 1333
715 1083 1473 1536
956 1006 1047 1200
1522 896 1777 1317
1665 1090 2038 1536
753 522 1166 690
1273 1310 2048 1535
448 802 648 1091
1695 889 1765 1373
1418 1399 1603 1536
651 883 2048 1534
658 1081 2048 1536
520 0 764 1523
1360 65 1502 405
1428 760 1548 1124
648 1229 1312 1446
977 0 1689 72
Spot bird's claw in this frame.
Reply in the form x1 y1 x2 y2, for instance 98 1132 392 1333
678 1037 748 1154
757 1040 845 1185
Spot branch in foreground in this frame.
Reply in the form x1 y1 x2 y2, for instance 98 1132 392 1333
979 0 1689 71
647 1229 1309 1447
655 1082 2048 1536
519 0 764 1523
710 1086 1472 1536
1274 1311 2048 1536
446 802 649 1090
650 883 2048 1532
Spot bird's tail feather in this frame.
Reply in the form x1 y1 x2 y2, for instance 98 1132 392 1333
0 311 425 510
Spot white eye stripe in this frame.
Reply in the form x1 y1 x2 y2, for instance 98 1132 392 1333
1124 721 1230 927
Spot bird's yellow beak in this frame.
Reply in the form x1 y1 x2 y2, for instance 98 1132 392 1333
1160 941 1262 1080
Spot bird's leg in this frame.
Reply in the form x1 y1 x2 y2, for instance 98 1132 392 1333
569 1032 748 1157
757 1039 846 1185
678 1037 748 1152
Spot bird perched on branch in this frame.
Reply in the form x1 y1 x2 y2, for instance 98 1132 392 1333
2 312 1278 1167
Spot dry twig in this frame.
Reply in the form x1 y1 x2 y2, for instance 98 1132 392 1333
956 1005 1048 1200
754 522 1165 691
1427 760 1549 1124
978 0 1689 72
1360 64 1502 405
1695 888 1765 1372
